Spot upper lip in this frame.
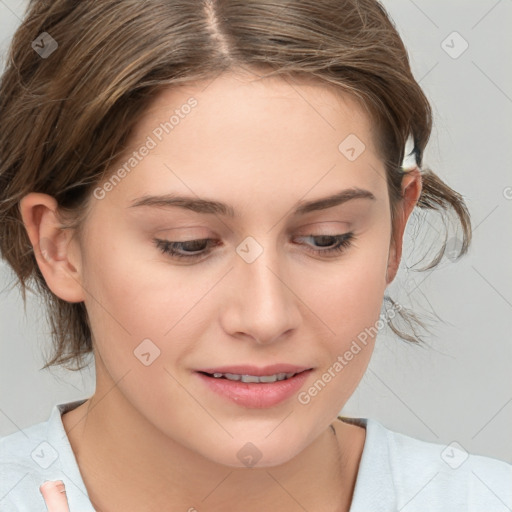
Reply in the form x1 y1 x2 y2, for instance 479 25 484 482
197 364 312 376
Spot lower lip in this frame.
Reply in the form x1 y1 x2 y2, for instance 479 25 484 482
195 370 312 408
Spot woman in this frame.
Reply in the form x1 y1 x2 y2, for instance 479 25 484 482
0 1 510 511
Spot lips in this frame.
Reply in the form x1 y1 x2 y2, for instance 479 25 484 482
194 365 313 408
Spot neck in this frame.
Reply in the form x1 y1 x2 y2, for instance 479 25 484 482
63 387 364 512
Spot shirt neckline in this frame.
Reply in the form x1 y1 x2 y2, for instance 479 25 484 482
338 416 396 511
50 400 393 511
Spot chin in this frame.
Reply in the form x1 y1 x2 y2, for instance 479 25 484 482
201 437 305 470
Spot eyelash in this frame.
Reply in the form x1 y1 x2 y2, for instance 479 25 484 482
153 233 355 261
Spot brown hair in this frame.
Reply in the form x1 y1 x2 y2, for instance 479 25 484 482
0 0 471 371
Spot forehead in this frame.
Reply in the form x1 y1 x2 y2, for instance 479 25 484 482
93 70 387 220
136 70 376 148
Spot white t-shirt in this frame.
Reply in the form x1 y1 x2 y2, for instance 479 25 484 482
1 399 511 511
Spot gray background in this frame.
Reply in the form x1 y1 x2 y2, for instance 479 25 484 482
1 0 511 464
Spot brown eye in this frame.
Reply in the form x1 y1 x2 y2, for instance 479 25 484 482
153 238 217 259
294 233 355 256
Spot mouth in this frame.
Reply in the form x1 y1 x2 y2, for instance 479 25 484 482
197 369 307 383
194 366 313 408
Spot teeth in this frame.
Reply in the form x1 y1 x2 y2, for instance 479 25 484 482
210 372 297 383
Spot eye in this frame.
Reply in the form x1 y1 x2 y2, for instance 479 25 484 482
294 233 355 256
153 232 355 261
153 238 218 260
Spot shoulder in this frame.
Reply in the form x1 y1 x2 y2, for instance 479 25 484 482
344 416 512 511
373 418 512 510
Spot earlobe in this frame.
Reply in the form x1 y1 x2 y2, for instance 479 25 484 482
385 168 423 285
19 192 85 303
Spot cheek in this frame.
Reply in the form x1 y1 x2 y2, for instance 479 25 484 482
294 227 390 406
79 244 197 419
302 224 390 334
79 227 218 398
81 230 192 337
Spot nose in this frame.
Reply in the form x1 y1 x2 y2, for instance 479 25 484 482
220 238 302 345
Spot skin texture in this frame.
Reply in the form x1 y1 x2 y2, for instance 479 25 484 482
21 69 421 512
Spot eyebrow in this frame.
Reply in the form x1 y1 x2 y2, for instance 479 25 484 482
128 187 376 217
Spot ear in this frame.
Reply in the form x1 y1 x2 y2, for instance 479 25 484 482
19 192 85 303
385 168 422 284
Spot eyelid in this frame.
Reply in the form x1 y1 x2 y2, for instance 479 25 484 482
294 220 352 233
153 226 212 236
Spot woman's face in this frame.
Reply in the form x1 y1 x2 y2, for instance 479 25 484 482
73 70 415 467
